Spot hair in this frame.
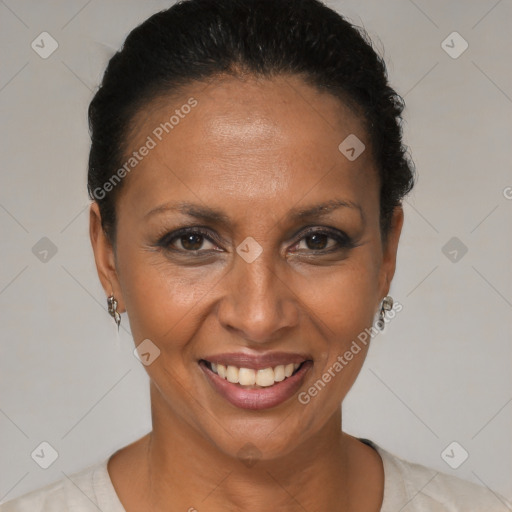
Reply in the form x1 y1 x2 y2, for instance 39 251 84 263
87 0 415 246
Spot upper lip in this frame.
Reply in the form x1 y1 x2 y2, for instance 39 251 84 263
201 351 312 370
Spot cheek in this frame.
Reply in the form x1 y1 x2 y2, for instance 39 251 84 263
116 242 220 348
295 251 380 409
117 252 216 409
302 251 381 338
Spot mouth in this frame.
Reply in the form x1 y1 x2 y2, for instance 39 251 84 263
201 360 306 387
199 355 313 410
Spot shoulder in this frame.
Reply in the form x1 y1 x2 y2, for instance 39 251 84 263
0 458 125 512
359 439 512 512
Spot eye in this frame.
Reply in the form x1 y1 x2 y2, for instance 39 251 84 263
158 227 220 252
291 227 354 253
296 232 336 251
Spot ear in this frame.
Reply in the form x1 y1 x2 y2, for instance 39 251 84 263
89 202 125 313
377 205 404 300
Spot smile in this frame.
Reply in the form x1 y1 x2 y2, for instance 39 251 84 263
199 355 313 410
204 360 303 387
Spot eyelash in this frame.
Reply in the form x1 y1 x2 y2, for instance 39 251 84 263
156 226 355 255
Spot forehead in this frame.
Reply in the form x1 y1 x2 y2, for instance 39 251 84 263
116 74 378 222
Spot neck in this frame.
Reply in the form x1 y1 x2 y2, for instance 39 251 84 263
133 387 367 512
108 386 384 512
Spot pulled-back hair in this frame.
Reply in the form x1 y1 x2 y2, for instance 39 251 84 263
87 0 415 245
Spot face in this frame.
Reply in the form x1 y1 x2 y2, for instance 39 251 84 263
90 74 403 461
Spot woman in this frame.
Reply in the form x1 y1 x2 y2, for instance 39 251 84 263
2 0 510 510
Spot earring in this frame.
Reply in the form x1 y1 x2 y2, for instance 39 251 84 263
107 294 121 330
376 295 393 330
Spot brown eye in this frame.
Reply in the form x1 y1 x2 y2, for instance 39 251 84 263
291 227 354 254
303 233 330 251
158 228 219 253
179 233 206 251
297 233 338 252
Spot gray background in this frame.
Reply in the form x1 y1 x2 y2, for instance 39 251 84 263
1 0 511 505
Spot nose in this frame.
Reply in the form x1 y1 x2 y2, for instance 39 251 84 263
216 249 299 344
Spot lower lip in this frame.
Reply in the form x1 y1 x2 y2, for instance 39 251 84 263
200 361 312 410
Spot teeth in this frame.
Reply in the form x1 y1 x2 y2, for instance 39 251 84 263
226 365 239 384
238 368 256 386
217 364 227 379
274 365 285 382
256 368 275 387
208 360 304 387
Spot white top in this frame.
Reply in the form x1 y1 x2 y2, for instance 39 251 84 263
1 439 511 511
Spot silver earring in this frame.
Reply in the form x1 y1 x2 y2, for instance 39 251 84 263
377 295 393 330
107 294 121 330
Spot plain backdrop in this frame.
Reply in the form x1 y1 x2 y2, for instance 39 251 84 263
1 0 511 505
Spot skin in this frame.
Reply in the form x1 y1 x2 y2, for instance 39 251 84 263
90 73 404 512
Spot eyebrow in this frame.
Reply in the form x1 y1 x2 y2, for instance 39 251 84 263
293 199 364 223
144 198 364 225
